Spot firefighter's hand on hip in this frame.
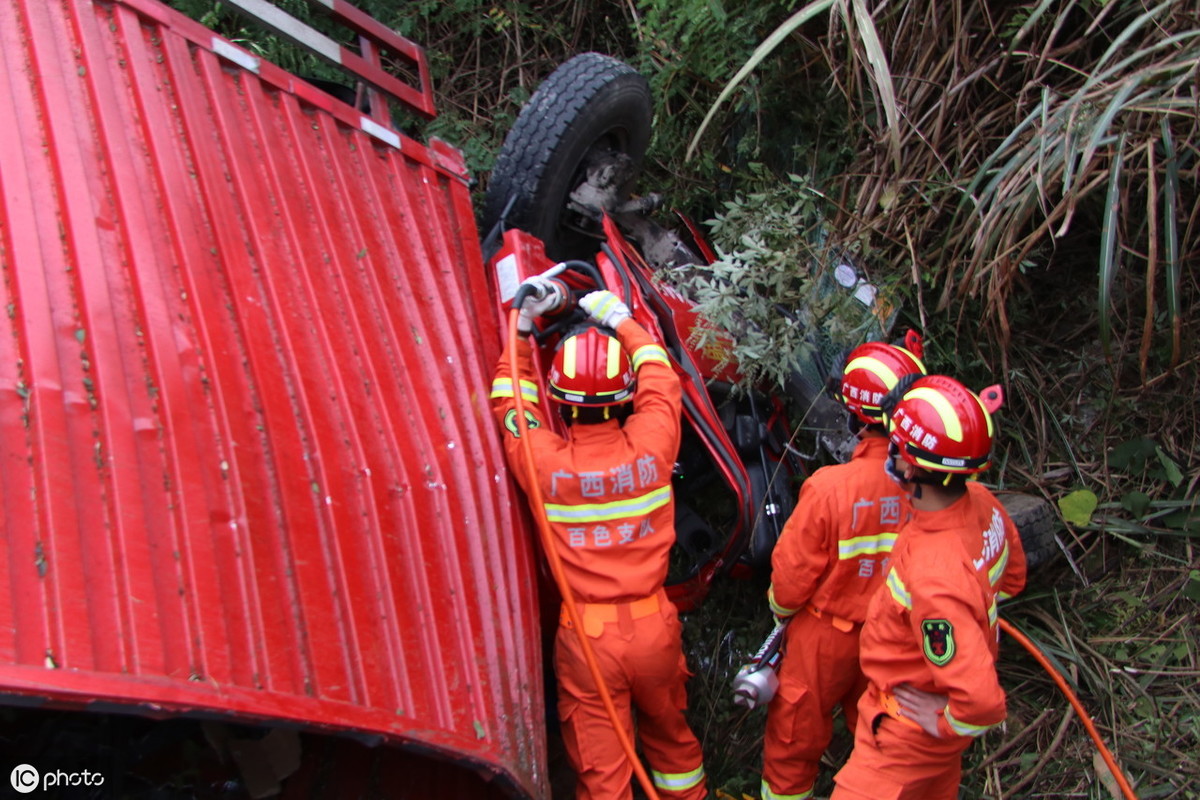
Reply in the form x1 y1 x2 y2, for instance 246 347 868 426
893 683 948 737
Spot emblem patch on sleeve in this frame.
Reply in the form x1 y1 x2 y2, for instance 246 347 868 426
504 408 540 438
922 619 956 666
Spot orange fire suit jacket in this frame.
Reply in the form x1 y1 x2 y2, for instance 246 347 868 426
768 434 910 624
490 318 679 603
858 481 1027 739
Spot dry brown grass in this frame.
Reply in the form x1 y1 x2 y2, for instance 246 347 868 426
804 0 1200 371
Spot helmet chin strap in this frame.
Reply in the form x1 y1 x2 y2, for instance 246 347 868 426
886 449 954 499
884 451 918 497
847 414 864 436
566 403 621 424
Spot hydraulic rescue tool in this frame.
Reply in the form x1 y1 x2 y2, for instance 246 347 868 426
731 622 788 710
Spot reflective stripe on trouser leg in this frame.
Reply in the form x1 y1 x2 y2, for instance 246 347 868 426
652 765 706 793
761 779 814 800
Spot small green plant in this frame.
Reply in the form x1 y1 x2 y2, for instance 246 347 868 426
661 172 901 391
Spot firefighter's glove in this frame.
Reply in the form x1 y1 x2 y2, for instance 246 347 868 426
580 290 631 329
516 276 567 335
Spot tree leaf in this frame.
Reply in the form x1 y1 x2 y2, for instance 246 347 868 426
1183 570 1200 603
1160 119 1181 366
1154 447 1183 487
1109 437 1157 472
1059 489 1098 526
1120 491 1151 517
850 0 902 171
1098 132 1127 357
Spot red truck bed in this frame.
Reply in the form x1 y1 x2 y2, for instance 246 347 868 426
0 0 545 796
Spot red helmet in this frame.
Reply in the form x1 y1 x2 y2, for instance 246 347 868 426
838 335 927 424
885 375 1001 474
548 326 635 406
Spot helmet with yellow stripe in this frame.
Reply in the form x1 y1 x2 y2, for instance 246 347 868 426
884 375 1001 474
548 324 635 407
838 334 927 425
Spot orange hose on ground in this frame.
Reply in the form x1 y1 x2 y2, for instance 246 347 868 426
999 617 1138 800
507 309 662 800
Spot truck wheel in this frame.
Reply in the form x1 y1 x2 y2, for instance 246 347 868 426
482 53 652 262
998 492 1060 571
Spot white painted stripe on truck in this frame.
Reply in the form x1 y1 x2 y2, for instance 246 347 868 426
211 38 260 74
360 116 400 149
225 0 343 64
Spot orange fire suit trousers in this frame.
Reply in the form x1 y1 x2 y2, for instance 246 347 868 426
830 687 971 800
555 591 707 800
762 608 868 798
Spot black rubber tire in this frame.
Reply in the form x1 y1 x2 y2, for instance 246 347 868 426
998 492 1060 571
482 53 652 262
741 461 796 575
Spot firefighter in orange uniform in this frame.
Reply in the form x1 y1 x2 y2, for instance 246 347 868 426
491 282 707 800
831 375 1026 800
761 338 927 800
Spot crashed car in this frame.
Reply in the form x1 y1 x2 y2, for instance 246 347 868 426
479 54 1059 612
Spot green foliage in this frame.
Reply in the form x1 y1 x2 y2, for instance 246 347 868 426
1110 437 1186 489
633 0 855 216
688 0 903 173
167 0 351 80
662 173 898 390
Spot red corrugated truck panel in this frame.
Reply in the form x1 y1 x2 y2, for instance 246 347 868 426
0 0 545 796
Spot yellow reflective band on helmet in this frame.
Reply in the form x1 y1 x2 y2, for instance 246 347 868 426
631 343 669 370
606 334 622 379
911 453 942 470
987 542 1010 586
911 449 968 473
767 585 798 619
845 355 899 389
838 532 899 559
904 386 964 441
897 347 928 374
490 377 540 403
651 764 705 792
544 485 671 523
562 335 578 378
886 568 912 609
945 707 996 737
761 779 814 800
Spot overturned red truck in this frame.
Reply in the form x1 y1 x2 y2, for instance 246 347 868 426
1 1 1059 796
1 0 547 796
